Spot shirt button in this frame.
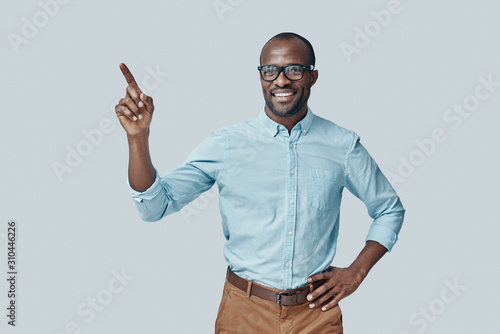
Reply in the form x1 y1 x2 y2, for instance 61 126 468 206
285 262 290 267
290 143 294 148
303 130 306 133
290 170 295 175
288 231 293 236
279 126 284 130
289 200 294 204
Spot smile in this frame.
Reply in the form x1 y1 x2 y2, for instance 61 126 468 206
273 92 295 97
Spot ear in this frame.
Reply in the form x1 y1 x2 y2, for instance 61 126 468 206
310 69 318 87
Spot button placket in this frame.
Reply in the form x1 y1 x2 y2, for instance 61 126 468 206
283 129 300 288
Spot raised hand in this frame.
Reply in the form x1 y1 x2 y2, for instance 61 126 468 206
115 63 155 137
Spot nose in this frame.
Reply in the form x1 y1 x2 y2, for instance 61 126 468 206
274 69 292 87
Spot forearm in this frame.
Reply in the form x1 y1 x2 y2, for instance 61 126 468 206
127 129 156 192
348 240 388 279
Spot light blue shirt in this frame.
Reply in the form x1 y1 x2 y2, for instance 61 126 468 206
128 108 405 290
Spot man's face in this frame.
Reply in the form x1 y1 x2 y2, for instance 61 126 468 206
260 38 318 118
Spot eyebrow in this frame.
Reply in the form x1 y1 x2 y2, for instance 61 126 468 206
261 63 304 66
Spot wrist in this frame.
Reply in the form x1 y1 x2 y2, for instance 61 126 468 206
347 262 369 280
127 128 150 142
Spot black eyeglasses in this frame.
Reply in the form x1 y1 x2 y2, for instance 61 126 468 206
257 64 314 82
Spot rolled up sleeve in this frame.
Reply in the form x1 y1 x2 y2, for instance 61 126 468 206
344 133 405 251
126 129 226 222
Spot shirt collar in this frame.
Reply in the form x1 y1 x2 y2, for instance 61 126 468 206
259 107 315 137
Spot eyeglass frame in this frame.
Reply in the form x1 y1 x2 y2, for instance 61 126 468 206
257 64 315 82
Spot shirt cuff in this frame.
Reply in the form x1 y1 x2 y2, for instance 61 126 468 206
127 169 162 202
365 222 399 252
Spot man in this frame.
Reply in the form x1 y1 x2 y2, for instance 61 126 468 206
115 32 405 333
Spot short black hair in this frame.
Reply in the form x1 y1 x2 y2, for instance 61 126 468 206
260 32 315 66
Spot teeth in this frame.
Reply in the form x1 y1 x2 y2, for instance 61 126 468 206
274 92 294 97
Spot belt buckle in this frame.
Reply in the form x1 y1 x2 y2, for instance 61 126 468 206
276 291 296 306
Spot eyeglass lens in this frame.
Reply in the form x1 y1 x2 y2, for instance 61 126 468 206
261 65 304 81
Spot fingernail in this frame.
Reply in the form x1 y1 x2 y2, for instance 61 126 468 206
307 278 312 282
133 116 137 121
307 294 313 301
322 307 327 311
309 303 315 308
138 114 143 120
138 101 144 108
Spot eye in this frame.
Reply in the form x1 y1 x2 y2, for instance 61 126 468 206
262 66 277 75
287 66 302 74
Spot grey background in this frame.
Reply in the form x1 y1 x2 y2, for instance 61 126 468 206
1 0 499 333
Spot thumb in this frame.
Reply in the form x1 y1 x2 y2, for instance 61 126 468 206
140 93 154 112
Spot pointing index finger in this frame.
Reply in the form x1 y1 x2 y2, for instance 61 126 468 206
119 63 142 93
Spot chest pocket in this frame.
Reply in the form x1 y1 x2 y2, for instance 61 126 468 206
308 168 341 212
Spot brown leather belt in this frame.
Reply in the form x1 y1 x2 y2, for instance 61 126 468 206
226 267 324 306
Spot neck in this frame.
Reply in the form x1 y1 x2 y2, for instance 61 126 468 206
264 105 308 133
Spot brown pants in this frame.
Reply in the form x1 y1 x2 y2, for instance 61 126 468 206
215 277 343 333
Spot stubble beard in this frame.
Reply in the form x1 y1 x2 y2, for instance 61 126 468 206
265 90 309 118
